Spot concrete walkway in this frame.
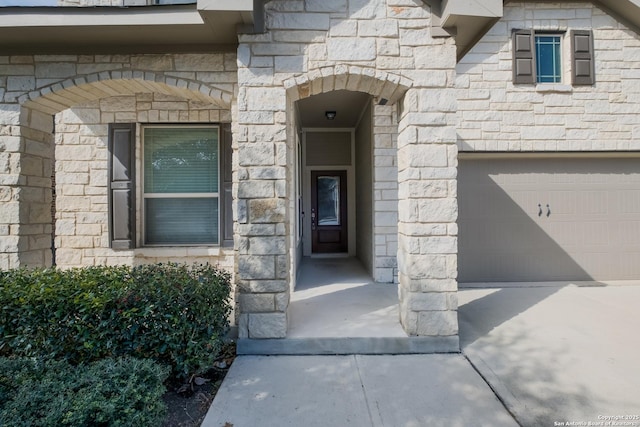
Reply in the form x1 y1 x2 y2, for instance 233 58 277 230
201 354 518 427
205 258 500 426
203 261 640 427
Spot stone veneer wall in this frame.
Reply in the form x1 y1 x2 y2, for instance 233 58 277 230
0 52 237 271
372 103 398 283
236 0 459 340
0 106 54 269
54 93 234 270
457 2 640 152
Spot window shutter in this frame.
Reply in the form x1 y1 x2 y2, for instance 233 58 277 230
221 123 234 246
513 29 535 84
572 30 595 85
108 123 136 250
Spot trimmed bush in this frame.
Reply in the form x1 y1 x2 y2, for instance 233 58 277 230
0 356 168 427
0 263 232 379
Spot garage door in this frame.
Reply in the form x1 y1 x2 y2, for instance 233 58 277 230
458 157 640 282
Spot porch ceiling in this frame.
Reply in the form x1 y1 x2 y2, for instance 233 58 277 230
0 1 255 54
297 90 371 129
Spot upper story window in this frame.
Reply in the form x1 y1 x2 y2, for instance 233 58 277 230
513 29 595 86
535 35 562 83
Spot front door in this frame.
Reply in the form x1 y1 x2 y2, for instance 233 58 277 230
311 170 348 253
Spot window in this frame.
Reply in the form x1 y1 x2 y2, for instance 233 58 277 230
143 126 220 245
107 123 233 250
513 29 594 86
535 35 562 83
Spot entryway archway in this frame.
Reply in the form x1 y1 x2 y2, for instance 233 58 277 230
281 66 411 346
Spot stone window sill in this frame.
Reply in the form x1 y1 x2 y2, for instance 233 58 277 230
134 246 225 258
535 84 573 93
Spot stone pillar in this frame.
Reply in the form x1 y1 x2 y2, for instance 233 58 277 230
235 49 290 338
0 105 54 269
396 84 459 340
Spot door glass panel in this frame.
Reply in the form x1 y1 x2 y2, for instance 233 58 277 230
317 176 340 226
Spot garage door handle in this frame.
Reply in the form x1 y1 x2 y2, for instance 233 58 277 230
547 204 551 217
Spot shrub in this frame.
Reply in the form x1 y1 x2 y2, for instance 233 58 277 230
0 263 232 380
0 356 168 427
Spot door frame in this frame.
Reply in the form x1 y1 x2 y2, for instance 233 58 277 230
302 129 356 257
311 170 349 253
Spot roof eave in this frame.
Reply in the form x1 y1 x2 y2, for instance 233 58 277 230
0 2 256 54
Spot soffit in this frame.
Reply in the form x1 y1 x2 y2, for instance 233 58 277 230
0 2 254 54
297 91 371 129
2 1 639 58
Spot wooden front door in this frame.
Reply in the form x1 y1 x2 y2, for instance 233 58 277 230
311 170 348 253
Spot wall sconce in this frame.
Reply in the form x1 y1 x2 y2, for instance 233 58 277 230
325 111 337 120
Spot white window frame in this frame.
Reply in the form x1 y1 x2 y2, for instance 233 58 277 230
141 124 221 247
534 33 564 84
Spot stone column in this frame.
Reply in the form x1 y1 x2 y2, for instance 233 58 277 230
396 85 459 341
235 47 290 339
0 105 54 269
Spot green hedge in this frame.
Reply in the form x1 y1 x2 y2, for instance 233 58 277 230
0 356 168 427
0 263 232 380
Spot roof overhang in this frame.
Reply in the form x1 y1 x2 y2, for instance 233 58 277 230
430 0 503 60
2 0 640 57
591 0 640 34
430 0 640 62
0 0 258 54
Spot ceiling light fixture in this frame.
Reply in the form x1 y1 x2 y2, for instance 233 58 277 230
325 111 337 120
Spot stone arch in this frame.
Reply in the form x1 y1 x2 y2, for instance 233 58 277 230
284 65 412 104
22 70 233 115
9 75 233 269
284 66 411 285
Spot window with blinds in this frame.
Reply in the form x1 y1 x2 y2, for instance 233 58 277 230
143 126 220 245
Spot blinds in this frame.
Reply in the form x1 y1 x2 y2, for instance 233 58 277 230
144 127 219 194
145 198 219 244
143 126 220 245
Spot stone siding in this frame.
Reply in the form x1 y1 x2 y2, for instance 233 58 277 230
457 2 640 152
54 93 234 270
0 52 237 271
372 103 398 283
237 0 459 339
2 0 461 342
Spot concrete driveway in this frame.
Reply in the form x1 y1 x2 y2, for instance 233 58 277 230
459 282 640 427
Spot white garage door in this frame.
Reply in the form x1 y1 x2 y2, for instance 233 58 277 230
458 157 640 282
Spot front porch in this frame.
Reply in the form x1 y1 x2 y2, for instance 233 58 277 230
237 257 459 355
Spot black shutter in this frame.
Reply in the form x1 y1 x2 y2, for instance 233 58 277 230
221 123 234 246
513 29 535 84
108 123 136 250
572 30 595 85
